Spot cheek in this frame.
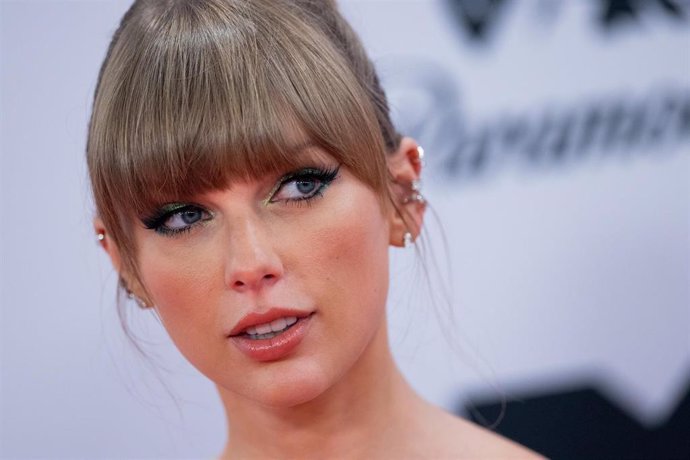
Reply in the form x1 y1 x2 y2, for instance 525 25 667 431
141 246 218 307
330 213 388 308
136 241 224 355
298 187 391 340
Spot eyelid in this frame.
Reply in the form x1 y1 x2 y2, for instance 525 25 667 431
141 203 213 234
141 203 185 230
265 165 340 205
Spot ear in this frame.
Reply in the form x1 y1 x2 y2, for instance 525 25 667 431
94 217 153 307
387 137 426 248
94 217 123 273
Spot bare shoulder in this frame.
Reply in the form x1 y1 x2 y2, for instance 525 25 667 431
412 404 545 459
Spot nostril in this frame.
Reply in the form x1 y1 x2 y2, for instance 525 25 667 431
231 274 276 290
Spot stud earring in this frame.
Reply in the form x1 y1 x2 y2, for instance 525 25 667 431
96 232 105 242
414 146 425 167
403 232 413 248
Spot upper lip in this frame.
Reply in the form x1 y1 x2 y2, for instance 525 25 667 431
228 307 312 337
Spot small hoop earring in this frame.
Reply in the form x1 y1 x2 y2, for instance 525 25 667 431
127 290 150 309
403 232 413 248
120 278 151 309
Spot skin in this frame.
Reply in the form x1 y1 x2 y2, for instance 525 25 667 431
97 138 542 459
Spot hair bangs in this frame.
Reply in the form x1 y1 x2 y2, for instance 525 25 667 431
104 87 314 217
87 0 393 278
91 0 387 220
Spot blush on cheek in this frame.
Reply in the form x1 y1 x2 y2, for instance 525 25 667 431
333 191 389 273
138 245 222 340
140 238 219 299
139 258 228 381
307 185 391 328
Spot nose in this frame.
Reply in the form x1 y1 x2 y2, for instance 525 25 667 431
224 218 284 293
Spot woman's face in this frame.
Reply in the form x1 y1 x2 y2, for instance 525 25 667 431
129 147 394 407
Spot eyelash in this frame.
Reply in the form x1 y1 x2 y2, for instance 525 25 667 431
141 204 211 237
269 165 340 206
141 165 340 237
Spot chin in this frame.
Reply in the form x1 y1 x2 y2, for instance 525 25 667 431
222 358 336 409
257 380 329 409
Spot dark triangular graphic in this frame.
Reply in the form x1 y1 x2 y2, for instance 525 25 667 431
460 378 690 459
599 0 640 26
446 0 510 42
598 0 688 28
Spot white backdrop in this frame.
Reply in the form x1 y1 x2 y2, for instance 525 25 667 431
1 1 688 457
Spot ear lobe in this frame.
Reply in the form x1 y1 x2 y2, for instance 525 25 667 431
387 137 426 248
93 217 153 308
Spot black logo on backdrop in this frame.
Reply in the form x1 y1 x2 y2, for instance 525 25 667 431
600 0 687 27
446 0 689 43
446 0 509 42
460 375 690 459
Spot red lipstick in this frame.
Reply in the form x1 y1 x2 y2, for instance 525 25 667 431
228 308 313 362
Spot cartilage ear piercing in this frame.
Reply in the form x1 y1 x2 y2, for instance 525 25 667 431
403 232 413 248
402 179 425 205
414 146 425 167
402 193 425 205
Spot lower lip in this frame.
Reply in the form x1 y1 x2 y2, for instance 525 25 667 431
229 314 313 362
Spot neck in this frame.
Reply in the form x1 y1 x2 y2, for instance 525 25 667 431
217 321 425 459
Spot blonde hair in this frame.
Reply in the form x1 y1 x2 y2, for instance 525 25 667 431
87 0 401 286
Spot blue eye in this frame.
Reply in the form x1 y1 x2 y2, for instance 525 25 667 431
165 208 204 229
142 204 212 236
270 166 340 204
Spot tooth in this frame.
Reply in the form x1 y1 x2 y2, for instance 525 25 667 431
286 316 297 326
246 326 257 335
270 318 287 332
255 323 272 334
